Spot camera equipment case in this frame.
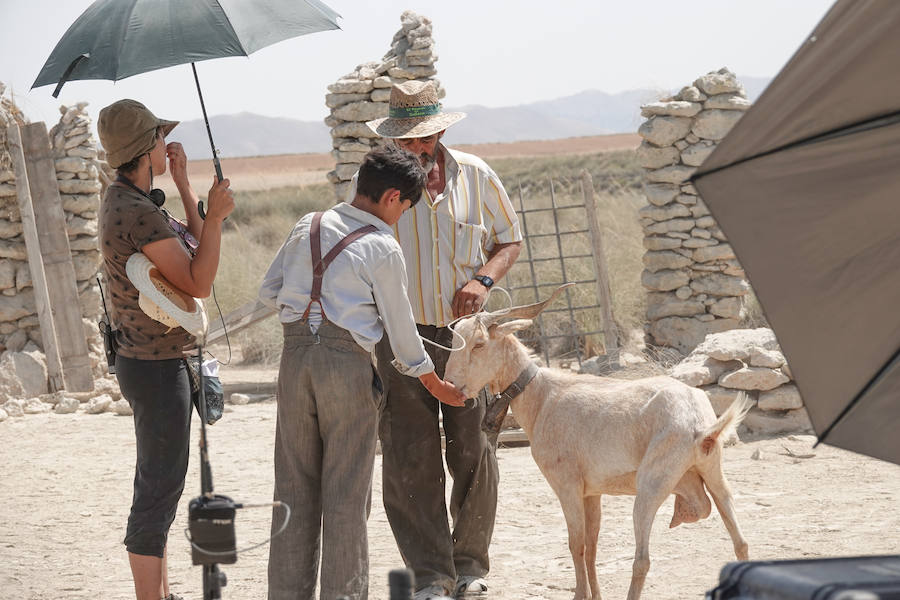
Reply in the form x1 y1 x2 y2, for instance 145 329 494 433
706 555 900 599
189 494 238 565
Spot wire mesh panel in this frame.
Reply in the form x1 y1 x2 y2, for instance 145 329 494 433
491 173 616 368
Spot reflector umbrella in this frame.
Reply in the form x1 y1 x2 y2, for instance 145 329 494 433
692 0 900 464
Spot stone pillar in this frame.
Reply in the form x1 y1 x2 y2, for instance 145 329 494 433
325 10 445 200
638 68 752 354
0 85 102 364
50 102 103 337
0 83 30 351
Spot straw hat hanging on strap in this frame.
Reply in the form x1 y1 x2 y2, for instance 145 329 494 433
301 211 377 322
126 252 208 342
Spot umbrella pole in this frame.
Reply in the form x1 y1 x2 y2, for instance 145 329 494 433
191 63 223 219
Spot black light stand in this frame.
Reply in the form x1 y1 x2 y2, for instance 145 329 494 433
190 345 235 600
186 342 290 600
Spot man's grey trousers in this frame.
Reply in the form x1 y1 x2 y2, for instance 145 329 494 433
376 324 499 594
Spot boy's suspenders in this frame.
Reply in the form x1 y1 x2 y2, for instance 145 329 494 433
301 211 378 322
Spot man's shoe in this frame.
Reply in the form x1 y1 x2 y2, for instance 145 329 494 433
413 584 453 600
454 576 488 597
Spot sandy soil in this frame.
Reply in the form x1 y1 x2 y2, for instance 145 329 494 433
2 381 899 600
157 134 642 196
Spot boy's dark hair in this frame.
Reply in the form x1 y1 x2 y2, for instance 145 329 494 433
356 145 426 206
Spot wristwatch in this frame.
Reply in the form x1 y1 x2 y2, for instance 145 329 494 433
473 274 494 289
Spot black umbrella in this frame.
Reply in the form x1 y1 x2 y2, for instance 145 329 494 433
32 0 341 214
692 0 900 465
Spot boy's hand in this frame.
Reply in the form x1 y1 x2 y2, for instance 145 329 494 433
419 372 466 407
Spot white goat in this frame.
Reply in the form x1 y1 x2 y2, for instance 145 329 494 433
445 285 751 600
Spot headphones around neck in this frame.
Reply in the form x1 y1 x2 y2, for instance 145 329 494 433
115 175 166 208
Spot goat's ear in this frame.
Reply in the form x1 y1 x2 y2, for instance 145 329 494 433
489 319 532 338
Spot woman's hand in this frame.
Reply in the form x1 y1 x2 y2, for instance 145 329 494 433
166 142 189 185
205 177 235 223
419 372 466 407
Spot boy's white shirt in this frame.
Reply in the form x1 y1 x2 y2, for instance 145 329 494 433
259 202 434 377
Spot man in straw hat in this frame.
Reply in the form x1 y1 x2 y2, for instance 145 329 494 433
97 98 233 600
260 145 465 600
351 80 523 599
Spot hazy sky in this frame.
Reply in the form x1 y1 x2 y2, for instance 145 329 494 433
1 0 834 127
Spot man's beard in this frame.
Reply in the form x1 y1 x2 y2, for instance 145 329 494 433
419 152 436 172
390 139 437 171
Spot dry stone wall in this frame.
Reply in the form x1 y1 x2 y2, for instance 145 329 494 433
670 328 812 435
0 84 104 370
638 68 752 354
325 10 444 200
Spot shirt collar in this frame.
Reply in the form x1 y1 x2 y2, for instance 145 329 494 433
334 201 393 233
439 143 459 178
418 144 458 208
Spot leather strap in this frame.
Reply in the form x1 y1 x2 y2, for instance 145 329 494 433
301 211 378 321
483 361 540 431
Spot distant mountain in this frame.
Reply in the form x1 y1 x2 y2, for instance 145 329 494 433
443 89 663 145
443 77 771 145
169 112 332 159
172 77 771 159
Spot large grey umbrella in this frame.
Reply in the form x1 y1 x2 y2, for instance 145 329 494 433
32 0 341 210
692 0 900 465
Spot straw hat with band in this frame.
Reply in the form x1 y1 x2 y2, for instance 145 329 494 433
366 80 465 139
98 99 179 169
125 253 208 343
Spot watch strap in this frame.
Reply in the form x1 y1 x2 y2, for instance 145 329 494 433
474 274 494 288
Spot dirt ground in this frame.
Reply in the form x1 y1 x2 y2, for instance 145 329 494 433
2 376 899 600
157 134 642 196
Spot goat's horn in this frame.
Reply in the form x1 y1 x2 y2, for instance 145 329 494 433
483 282 575 325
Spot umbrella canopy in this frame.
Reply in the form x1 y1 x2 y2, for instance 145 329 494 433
32 0 340 216
692 0 900 465
32 0 341 88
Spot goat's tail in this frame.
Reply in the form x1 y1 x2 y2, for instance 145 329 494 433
698 392 753 455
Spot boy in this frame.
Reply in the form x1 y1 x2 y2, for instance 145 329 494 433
259 145 464 600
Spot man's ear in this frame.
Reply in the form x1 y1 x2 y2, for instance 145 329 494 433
488 319 533 338
378 188 401 205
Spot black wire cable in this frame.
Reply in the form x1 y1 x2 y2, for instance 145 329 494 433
206 283 232 366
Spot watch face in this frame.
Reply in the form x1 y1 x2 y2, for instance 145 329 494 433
476 275 494 288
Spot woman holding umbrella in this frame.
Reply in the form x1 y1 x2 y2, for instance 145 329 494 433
97 99 233 600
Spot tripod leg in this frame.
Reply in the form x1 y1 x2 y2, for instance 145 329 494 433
203 564 226 600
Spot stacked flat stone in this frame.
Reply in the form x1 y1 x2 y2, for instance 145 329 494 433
0 89 105 378
638 68 752 354
50 101 104 339
325 10 445 200
670 328 813 435
0 83 35 354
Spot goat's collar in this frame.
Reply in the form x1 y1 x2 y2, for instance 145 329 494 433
495 361 540 403
485 361 539 425
483 361 540 433
495 362 540 405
